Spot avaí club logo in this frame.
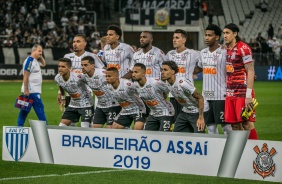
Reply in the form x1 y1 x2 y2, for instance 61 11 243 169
5 127 29 161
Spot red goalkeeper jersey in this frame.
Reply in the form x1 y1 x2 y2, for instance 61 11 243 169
226 41 253 97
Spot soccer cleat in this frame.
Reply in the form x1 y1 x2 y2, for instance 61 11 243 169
241 98 259 121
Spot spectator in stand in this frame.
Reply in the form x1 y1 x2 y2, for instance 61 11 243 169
272 37 281 63
260 38 269 65
267 23 274 39
202 0 208 16
47 18 56 31
208 9 214 25
103 0 111 19
77 20 85 34
3 36 13 47
256 32 264 44
251 39 261 64
267 36 274 63
61 14 69 30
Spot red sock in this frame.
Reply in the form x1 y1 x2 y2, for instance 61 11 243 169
248 128 258 140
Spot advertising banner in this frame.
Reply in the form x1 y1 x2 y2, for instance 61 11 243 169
2 120 282 182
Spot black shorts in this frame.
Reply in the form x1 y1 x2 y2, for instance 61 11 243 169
93 106 121 125
173 111 209 133
170 98 183 123
65 96 71 108
62 106 93 123
114 113 146 127
207 100 226 125
144 115 173 131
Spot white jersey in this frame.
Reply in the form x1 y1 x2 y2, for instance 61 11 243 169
55 72 93 108
130 46 167 79
198 47 226 100
80 68 119 108
166 48 199 82
64 51 104 74
135 78 174 117
108 78 146 115
103 43 134 77
21 56 42 93
168 76 209 113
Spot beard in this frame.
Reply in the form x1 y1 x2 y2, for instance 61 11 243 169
140 42 150 48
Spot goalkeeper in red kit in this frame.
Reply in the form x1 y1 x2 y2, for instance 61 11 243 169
223 23 259 139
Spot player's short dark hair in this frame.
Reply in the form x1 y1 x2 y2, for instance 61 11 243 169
162 61 178 74
174 29 188 39
107 67 119 75
74 34 86 41
107 25 122 37
81 56 94 64
142 31 153 38
58 58 72 67
206 24 222 37
133 63 146 72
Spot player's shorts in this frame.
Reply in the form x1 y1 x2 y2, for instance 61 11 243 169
170 98 183 123
144 115 173 131
65 96 71 108
207 100 227 125
62 106 93 123
173 111 209 133
114 113 146 127
224 97 256 123
93 106 121 125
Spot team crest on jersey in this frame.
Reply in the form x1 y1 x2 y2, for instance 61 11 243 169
231 52 236 59
179 80 183 83
115 52 120 58
126 82 131 86
253 143 277 179
5 127 29 161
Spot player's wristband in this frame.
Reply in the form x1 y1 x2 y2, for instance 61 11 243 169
246 88 252 98
61 96 65 100
58 90 61 94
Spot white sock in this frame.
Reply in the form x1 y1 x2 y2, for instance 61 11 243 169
69 122 76 127
222 124 232 135
59 122 67 126
81 122 90 128
207 124 219 134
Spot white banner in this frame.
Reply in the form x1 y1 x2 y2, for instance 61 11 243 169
2 121 282 182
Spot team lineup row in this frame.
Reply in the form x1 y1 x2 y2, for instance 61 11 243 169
17 23 258 139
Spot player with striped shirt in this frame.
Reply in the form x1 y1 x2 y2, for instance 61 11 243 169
125 31 167 79
161 61 209 133
132 63 174 131
166 29 200 124
223 23 258 139
55 58 94 128
80 56 121 128
194 24 232 135
103 25 134 79
106 67 146 130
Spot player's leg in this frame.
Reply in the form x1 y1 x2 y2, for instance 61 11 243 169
112 114 132 129
235 98 258 139
105 106 122 128
59 107 79 126
170 98 183 123
159 116 173 131
17 109 29 126
133 113 146 130
173 111 193 132
206 101 218 134
92 107 106 128
30 93 47 124
214 100 232 135
144 115 159 131
65 95 76 127
79 106 93 128
224 97 238 130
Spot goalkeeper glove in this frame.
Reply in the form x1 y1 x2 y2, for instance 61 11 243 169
241 98 259 121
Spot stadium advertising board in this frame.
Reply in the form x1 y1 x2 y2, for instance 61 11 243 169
2 120 282 182
0 64 57 80
124 0 199 26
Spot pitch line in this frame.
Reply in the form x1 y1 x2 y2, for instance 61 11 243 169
0 169 125 181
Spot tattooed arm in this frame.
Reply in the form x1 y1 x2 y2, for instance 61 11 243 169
192 89 205 131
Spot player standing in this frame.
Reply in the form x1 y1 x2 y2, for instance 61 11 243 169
55 58 93 128
223 23 258 139
80 56 121 128
132 63 174 131
103 25 134 79
161 61 209 133
194 24 232 135
125 31 167 79
106 67 146 130
166 29 200 124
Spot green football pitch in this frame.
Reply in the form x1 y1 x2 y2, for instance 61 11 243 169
0 81 281 183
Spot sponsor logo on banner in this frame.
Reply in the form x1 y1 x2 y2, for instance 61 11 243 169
253 143 277 179
5 127 29 161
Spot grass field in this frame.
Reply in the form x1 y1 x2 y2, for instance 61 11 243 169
0 81 281 183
